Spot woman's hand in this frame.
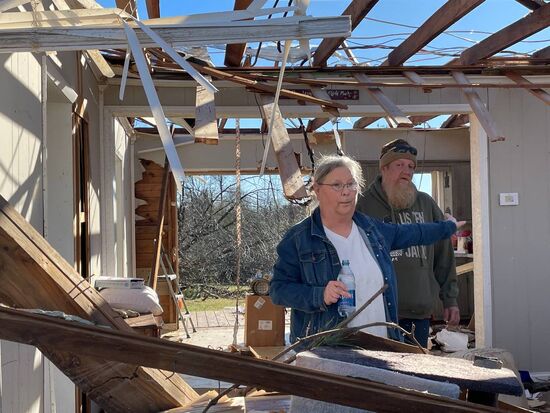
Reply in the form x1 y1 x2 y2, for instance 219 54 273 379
444 213 466 230
324 280 351 305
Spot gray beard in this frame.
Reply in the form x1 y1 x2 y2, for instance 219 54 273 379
385 181 417 210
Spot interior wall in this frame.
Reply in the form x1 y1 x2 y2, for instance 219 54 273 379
488 88 550 371
0 52 45 413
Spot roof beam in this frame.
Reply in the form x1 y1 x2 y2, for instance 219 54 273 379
194 75 219 144
145 0 159 18
457 3 550 65
0 15 350 53
224 0 254 67
354 73 413 127
410 115 437 126
313 0 378 67
115 0 137 17
514 0 545 10
533 45 550 59
505 71 550 105
383 0 485 66
306 118 330 132
452 71 504 141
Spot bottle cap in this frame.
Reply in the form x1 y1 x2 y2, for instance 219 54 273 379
342 259 349 266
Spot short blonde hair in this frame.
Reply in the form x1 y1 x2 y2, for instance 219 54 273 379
313 155 365 193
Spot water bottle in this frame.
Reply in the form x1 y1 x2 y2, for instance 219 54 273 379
337 260 356 317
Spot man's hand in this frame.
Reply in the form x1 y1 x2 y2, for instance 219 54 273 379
443 306 460 326
324 280 351 305
444 213 466 230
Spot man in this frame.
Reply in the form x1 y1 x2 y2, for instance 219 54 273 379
357 139 459 347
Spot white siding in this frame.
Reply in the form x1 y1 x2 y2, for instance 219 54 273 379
488 88 550 370
0 52 45 413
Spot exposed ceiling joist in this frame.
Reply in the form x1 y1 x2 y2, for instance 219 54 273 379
224 0 254 67
452 71 504 141
505 71 550 105
145 0 159 18
514 0 545 10
0 15 350 53
457 3 550 66
354 73 413 127
409 115 437 126
441 113 469 128
383 0 485 66
313 0 378 67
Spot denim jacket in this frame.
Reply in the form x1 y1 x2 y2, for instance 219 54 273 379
270 207 456 343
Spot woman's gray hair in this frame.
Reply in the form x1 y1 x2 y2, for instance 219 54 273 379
313 154 366 193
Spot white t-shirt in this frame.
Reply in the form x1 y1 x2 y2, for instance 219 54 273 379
324 222 387 338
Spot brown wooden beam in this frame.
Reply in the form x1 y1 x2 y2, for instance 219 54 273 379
383 0 485 66
457 4 550 65
441 113 469 128
515 0 545 10
145 0 160 18
0 306 507 413
313 0 379 67
533 45 550 59
410 115 438 126
115 0 137 16
505 71 550 105
353 116 380 128
307 118 330 132
224 0 254 67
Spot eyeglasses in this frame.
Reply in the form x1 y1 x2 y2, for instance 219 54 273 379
380 143 418 158
317 182 358 192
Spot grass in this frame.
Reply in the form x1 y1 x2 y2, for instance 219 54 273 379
185 297 245 312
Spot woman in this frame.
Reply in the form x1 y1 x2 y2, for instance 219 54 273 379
270 155 463 344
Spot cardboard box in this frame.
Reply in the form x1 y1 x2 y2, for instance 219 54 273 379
245 295 285 347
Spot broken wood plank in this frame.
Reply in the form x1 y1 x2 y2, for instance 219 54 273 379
457 261 474 276
533 45 550 59
457 3 550 65
0 195 197 412
306 117 330 132
313 0 378 67
505 71 550 105
353 116 380 128
145 0 159 18
452 71 504 142
410 115 437 126
383 0 485 66
194 75 219 144
354 73 413 127
0 15 351 53
441 113 470 128
259 95 308 201
115 0 137 16
0 306 510 413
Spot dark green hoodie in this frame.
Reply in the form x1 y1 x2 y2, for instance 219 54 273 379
357 176 458 319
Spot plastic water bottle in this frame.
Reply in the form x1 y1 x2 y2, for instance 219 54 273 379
337 260 356 317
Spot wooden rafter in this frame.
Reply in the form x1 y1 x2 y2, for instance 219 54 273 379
313 0 378 67
457 3 550 66
533 45 550 59
145 0 159 18
383 0 485 66
0 306 509 413
353 116 380 128
354 73 413 127
441 113 469 128
452 71 504 141
505 71 550 105
224 0 254 67
515 0 545 10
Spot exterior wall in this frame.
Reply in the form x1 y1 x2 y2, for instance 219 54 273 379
488 88 550 371
0 52 45 413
